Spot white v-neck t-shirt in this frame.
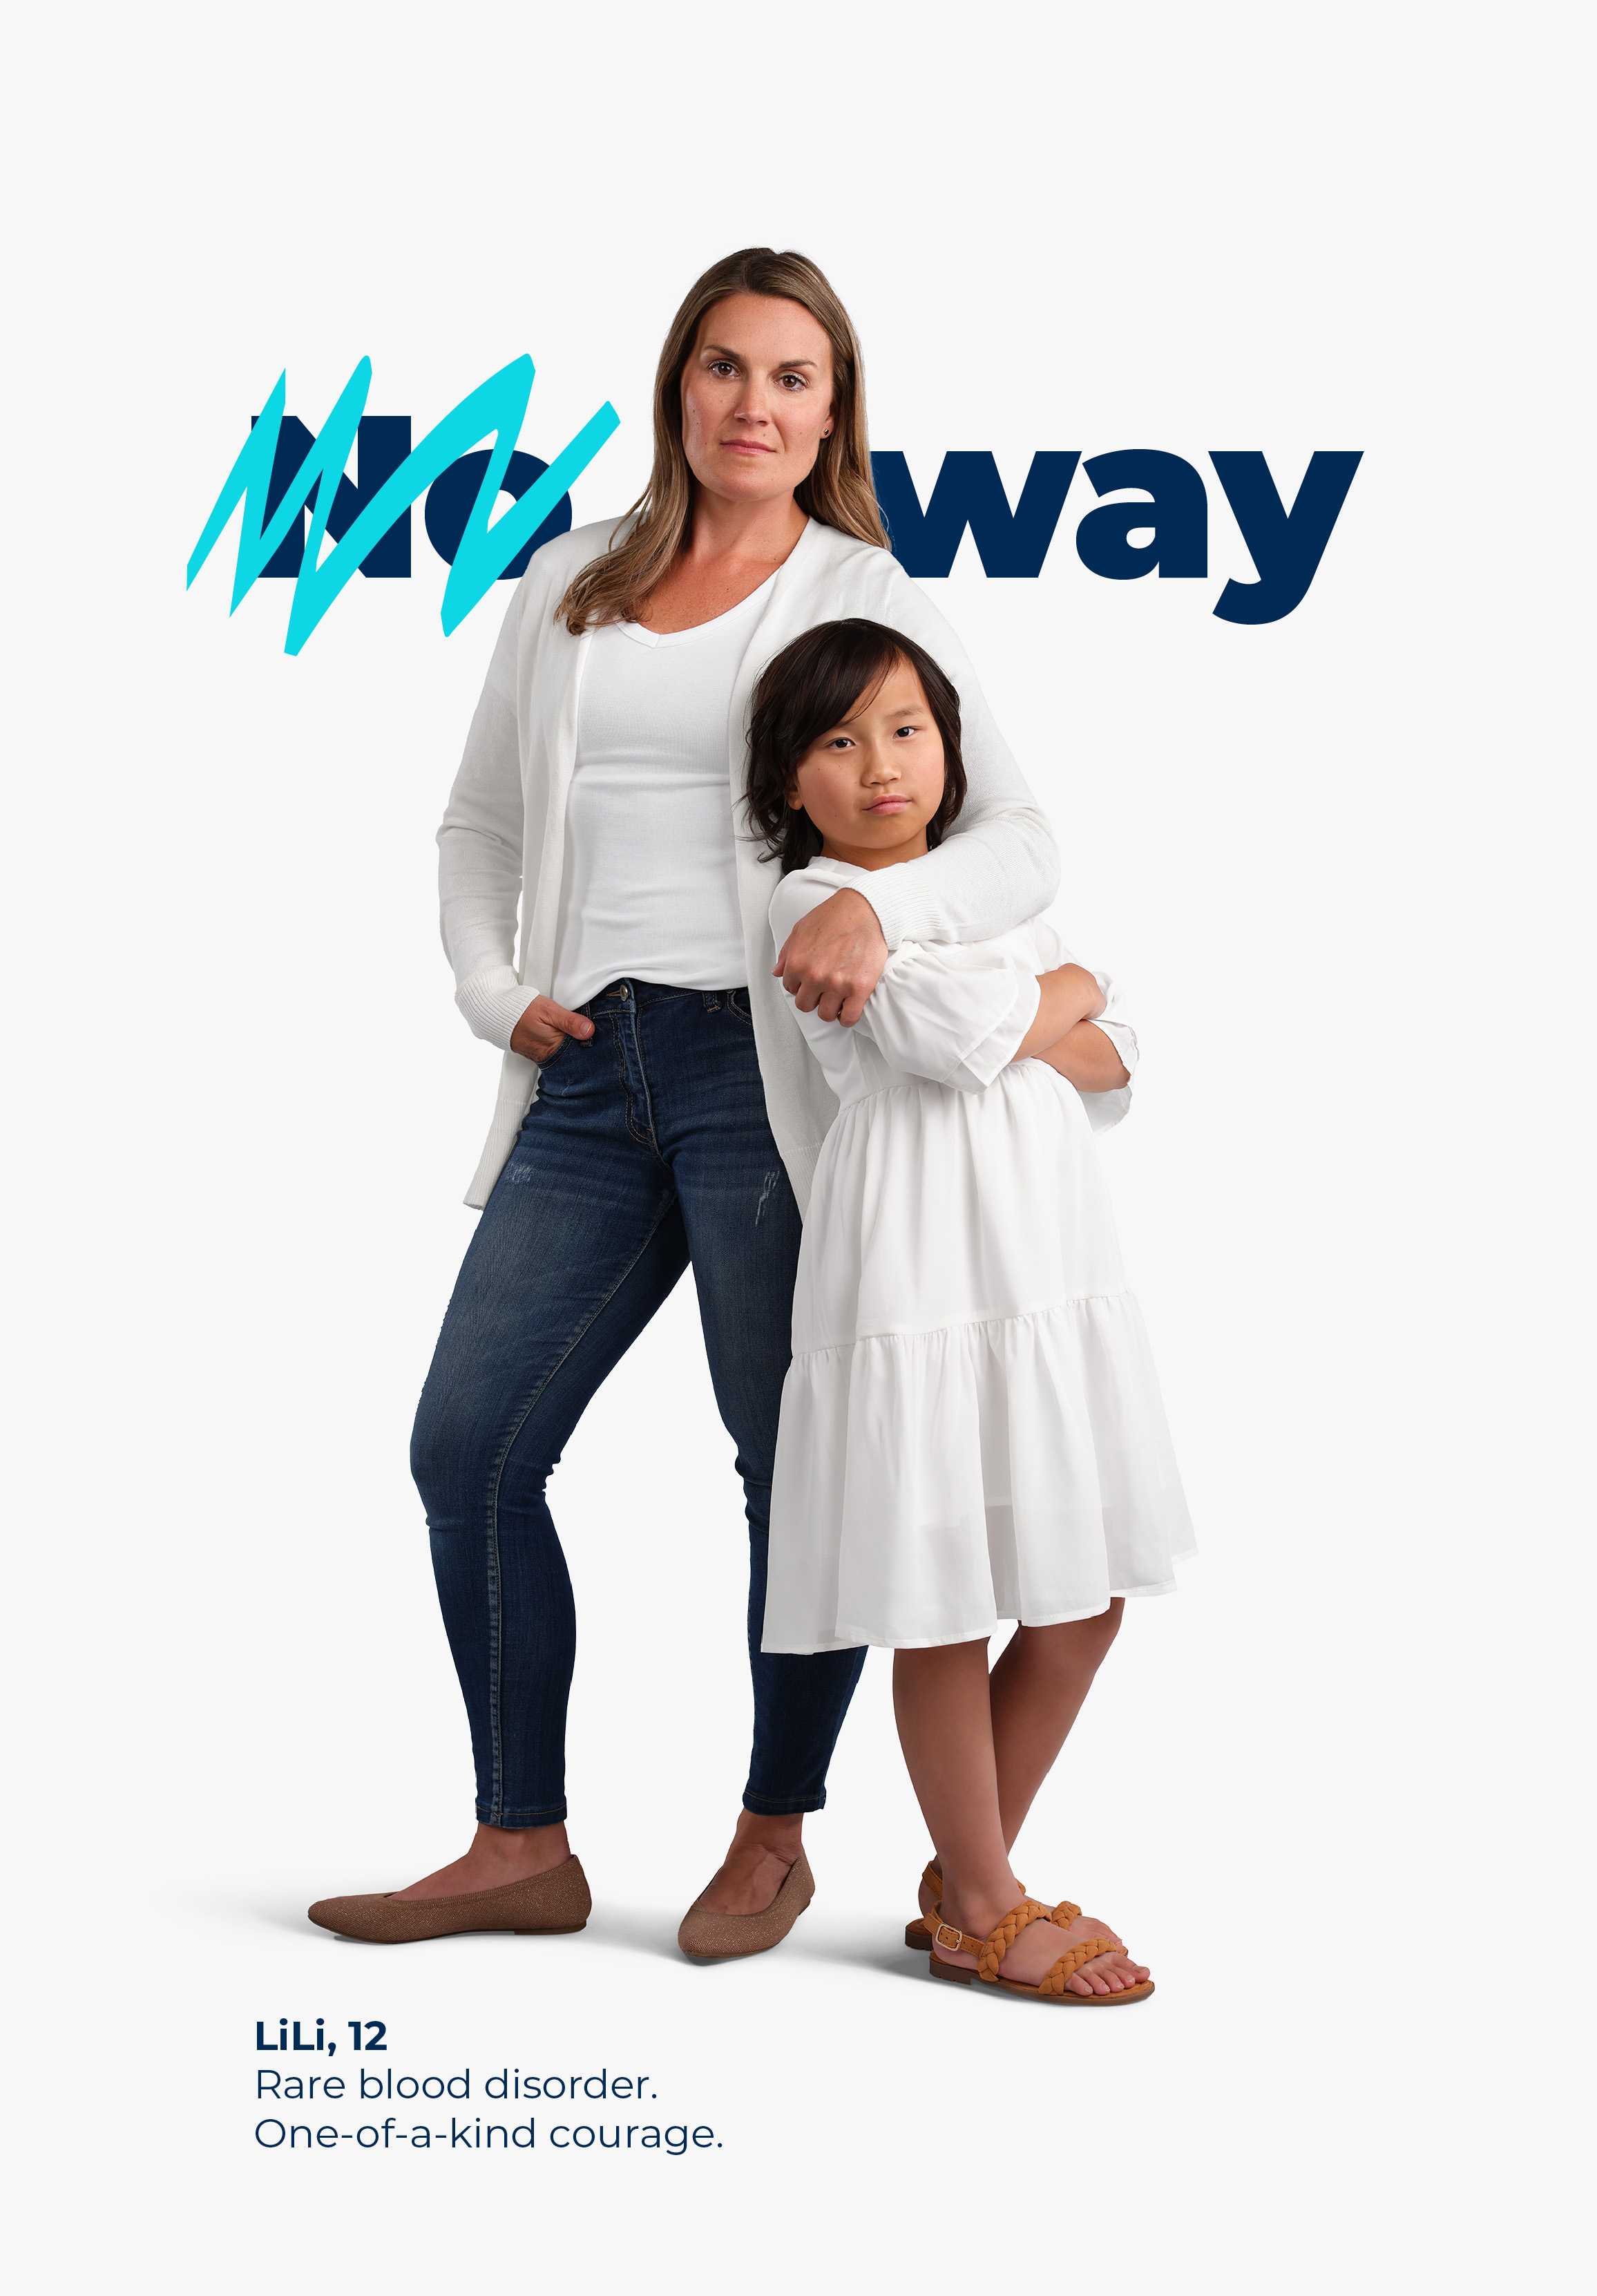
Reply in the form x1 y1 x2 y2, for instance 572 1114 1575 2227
551 576 774 1010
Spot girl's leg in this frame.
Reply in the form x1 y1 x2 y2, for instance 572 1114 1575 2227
988 1602 1125 1843
894 1640 1137 1991
892 1640 1020 1934
912 1602 1126 1926
907 1606 1150 1994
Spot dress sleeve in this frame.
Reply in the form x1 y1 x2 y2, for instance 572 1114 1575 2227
769 865 1041 1092
852 938 1042 1092
1077 974 1138 1133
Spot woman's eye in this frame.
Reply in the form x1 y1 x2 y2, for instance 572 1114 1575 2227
778 372 807 390
709 359 736 378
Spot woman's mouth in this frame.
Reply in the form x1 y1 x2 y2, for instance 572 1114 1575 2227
722 439 776 455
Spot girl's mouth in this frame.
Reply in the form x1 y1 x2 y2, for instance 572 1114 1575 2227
866 797 910 813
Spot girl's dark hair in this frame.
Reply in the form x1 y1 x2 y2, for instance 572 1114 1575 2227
745 618 968 873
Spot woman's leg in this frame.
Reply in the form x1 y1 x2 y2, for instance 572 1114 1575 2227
650 986 867 1913
401 1009 688 1895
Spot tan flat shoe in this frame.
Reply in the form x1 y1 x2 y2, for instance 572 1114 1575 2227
307 1854 591 1944
678 1848 814 1961
929 1893 1155 2005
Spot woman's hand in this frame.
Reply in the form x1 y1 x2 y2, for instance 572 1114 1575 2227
771 886 889 1025
510 996 596 1063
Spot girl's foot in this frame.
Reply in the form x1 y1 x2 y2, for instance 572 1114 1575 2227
933 1888 1151 1996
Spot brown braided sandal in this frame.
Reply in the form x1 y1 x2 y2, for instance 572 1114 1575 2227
905 1861 1044 1949
904 1861 947 1951
929 1895 1155 2005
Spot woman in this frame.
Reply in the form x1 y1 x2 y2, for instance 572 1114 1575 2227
307 247 1060 1955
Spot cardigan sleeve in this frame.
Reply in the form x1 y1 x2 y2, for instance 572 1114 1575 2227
842 564 1061 952
434 571 537 1050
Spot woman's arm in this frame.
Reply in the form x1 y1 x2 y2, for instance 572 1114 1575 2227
436 578 535 1050
435 551 597 1063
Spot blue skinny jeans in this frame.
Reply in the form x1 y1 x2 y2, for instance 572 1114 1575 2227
410 978 866 1828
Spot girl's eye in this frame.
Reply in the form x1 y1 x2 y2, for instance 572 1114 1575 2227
823 735 854 752
894 724 919 739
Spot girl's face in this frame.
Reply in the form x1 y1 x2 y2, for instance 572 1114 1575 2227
787 661 946 866
680 293 835 509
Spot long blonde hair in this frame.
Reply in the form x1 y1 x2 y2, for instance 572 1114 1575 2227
557 247 887 634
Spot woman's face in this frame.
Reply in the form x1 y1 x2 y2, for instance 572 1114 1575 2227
680 293 836 509
787 661 947 865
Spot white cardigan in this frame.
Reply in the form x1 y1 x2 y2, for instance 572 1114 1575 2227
437 513 1061 1213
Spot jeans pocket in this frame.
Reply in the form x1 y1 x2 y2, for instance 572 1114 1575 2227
725 985 754 1027
519 1045 563 1126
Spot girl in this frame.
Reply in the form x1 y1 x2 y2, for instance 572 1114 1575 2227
747 618 1196 2004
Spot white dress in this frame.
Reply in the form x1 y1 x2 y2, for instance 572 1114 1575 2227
761 855 1196 1654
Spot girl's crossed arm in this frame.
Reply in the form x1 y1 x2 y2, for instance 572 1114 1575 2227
771 873 1136 1117
1010 965 1131 1092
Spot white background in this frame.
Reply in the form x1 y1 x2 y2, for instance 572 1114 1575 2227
8 3 1590 2288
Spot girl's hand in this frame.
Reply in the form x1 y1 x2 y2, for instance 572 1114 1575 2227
1009 963 1106 1062
510 996 596 1063
772 886 889 1025
1036 1019 1131 1092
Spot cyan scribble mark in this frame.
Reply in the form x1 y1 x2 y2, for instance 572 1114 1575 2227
187 357 619 654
